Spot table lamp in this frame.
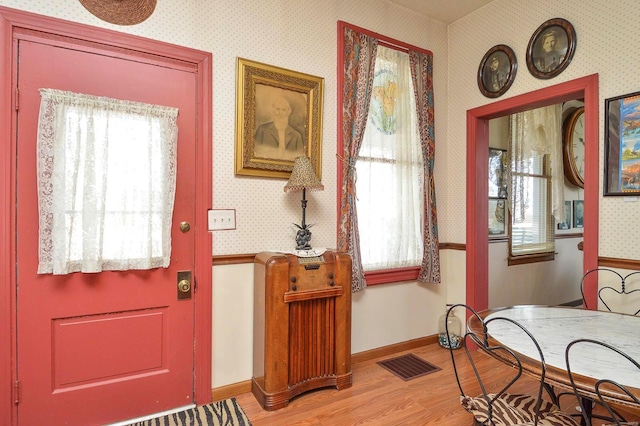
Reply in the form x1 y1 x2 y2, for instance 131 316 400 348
284 156 324 250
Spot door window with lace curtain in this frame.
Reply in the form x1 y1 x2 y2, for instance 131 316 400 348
36 89 179 275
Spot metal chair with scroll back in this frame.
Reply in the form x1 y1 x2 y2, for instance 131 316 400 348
559 268 640 424
581 268 640 315
565 338 640 426
445 304 579 426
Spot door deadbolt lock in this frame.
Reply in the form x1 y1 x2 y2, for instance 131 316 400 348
177 271 192 300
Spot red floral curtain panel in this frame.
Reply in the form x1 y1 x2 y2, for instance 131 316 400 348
337 27 377 293
409 51 441 284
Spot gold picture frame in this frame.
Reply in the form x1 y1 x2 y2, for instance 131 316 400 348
235 58 324 179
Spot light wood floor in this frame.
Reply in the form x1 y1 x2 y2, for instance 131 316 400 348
236 343 636 426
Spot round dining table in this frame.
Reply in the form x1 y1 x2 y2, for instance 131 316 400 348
467 305 640 410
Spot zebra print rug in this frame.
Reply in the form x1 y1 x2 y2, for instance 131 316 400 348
127 398 251 426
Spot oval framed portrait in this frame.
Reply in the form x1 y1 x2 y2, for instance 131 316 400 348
477 45 517 98
526 18 576 79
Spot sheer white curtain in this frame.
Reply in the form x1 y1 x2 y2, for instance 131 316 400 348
509 104 565 222
355 45 424 271
36 89 179 275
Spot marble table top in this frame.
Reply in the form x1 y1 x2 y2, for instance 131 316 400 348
484 306 640 389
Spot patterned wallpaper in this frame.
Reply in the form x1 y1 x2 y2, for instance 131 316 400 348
446 0 640 259
0 0 447 255
2 0 636 259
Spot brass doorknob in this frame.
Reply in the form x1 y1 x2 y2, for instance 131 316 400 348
178 279 191 293
180 222 191 233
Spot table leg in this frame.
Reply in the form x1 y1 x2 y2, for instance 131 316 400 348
580 396 592 426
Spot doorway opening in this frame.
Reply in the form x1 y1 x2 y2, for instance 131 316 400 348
465 74 599 311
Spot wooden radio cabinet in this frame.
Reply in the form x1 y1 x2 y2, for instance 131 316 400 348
252 250 352 411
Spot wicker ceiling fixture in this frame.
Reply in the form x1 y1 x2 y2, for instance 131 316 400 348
78 0 157 25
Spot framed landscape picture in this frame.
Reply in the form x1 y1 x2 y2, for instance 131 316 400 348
604 91 640 195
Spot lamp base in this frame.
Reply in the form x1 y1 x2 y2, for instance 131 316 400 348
295 227 312 251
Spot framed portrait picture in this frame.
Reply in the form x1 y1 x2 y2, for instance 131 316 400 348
488 148 507 198
477 45 517 98
526 18 576 79
489 198 506 236
235 58 324 179
573 200 584 228
557 200 571 230
604 91 640 195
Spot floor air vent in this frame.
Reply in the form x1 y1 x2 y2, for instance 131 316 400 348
376 353 441 381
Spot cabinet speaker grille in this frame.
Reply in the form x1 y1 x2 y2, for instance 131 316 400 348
288 297 335 385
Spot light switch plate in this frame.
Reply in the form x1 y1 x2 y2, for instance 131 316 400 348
208 209 236 231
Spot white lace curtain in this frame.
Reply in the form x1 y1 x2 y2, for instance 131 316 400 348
36 89 179 275
355 45 424 271
509 104 565 222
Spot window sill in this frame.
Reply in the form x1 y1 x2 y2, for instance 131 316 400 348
508 252 555 266
364 266 421 285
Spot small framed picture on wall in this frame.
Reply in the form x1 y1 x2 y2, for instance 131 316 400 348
489 198 506 236
557 200 571 230
573 200 584 228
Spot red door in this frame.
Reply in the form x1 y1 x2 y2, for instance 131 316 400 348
15 36 198 425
